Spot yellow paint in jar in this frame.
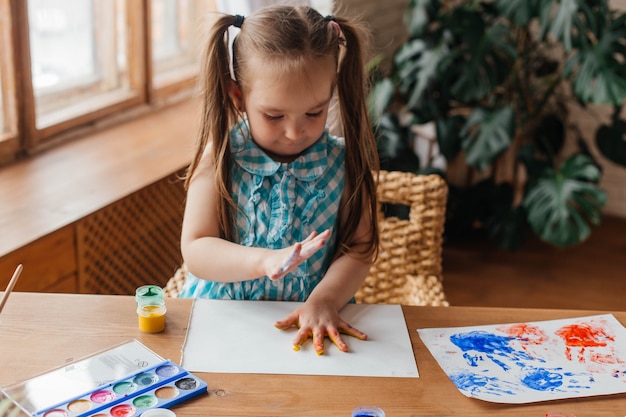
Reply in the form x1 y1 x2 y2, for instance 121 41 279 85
137 302 166 333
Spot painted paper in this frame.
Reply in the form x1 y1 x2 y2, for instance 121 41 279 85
418 314 626 403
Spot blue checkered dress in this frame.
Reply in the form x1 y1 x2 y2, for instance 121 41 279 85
179 121 345 301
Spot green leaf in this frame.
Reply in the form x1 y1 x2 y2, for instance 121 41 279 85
374 113 421 172
367 78 395 122
435 115 464 160
518 144 553 177
405 0 440 36
565 13 626 105
374 113 404 157
460 106 515 171
596 112 626 166
495 0 538 26
394 37 449 109
568 52 626 105
538 0 592 51
561 152 603 183
523 154 606 247
449 22 517 102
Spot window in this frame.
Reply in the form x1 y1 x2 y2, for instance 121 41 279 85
0 0 217 167
28 0 136 130
0 0 336 168
0 0 18 157
152 0 213 92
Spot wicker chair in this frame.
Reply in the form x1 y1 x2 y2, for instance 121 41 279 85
355 170 448 306
163 170 449 306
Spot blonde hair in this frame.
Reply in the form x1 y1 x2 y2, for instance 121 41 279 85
187 6 379 260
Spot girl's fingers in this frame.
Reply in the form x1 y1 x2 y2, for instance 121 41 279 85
274 307 365 355
275 243 302 277
273 320 291 330
313 330 325 355
288 327 356 354
300 231 318 244
292 328 312 352
328 330 349 352
340 323 368 341
274 313 299 330
278 231 328 277
271 230 331 279
300 229 331 258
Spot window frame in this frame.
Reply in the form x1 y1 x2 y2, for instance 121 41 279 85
0 0 210 167
0 0 19 164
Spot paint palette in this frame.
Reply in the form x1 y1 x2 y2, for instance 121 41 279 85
33 360 207 417
0 340 207 417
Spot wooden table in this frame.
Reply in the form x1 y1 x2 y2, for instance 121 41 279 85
1 292 625 416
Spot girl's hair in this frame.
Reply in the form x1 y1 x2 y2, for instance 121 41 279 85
187 6 379 260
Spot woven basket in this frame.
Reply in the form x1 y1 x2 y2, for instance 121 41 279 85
163 264 187 298
354 170 448 306
164 170 449 306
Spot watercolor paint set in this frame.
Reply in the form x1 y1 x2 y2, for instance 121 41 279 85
33 360 206 417
0 340 207 417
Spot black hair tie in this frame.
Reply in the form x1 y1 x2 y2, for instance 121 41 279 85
233 14 245 28
324 15 335 22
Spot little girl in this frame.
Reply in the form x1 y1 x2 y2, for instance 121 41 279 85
179 5 379 355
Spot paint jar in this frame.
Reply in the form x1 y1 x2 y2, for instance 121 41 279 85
352 406 385 417
135 285 164 307
137 299 166 333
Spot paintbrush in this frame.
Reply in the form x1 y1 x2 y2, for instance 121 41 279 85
0 264 23 314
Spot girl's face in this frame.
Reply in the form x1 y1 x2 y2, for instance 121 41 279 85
236 56 336 163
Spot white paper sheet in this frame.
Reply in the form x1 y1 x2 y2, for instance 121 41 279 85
182 299 418 378
418 314 626 403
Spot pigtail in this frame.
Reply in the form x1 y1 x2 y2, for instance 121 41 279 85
186 14 242 240
332 17 380 261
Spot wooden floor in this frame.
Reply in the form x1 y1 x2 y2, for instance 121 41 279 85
442 215 626 311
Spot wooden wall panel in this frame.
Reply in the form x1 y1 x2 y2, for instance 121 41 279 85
569 105 626 218
333 0 410 75
0 226 77 292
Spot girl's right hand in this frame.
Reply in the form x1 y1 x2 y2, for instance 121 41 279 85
266 229 331 280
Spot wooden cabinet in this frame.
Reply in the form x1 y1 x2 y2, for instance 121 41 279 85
76 172 185 294
0 100 198 294
0 173 185 295
0 226 77 292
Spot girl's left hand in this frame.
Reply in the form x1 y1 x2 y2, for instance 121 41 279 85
274 300 367 355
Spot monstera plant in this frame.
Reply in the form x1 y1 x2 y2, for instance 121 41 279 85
369 0 626 250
